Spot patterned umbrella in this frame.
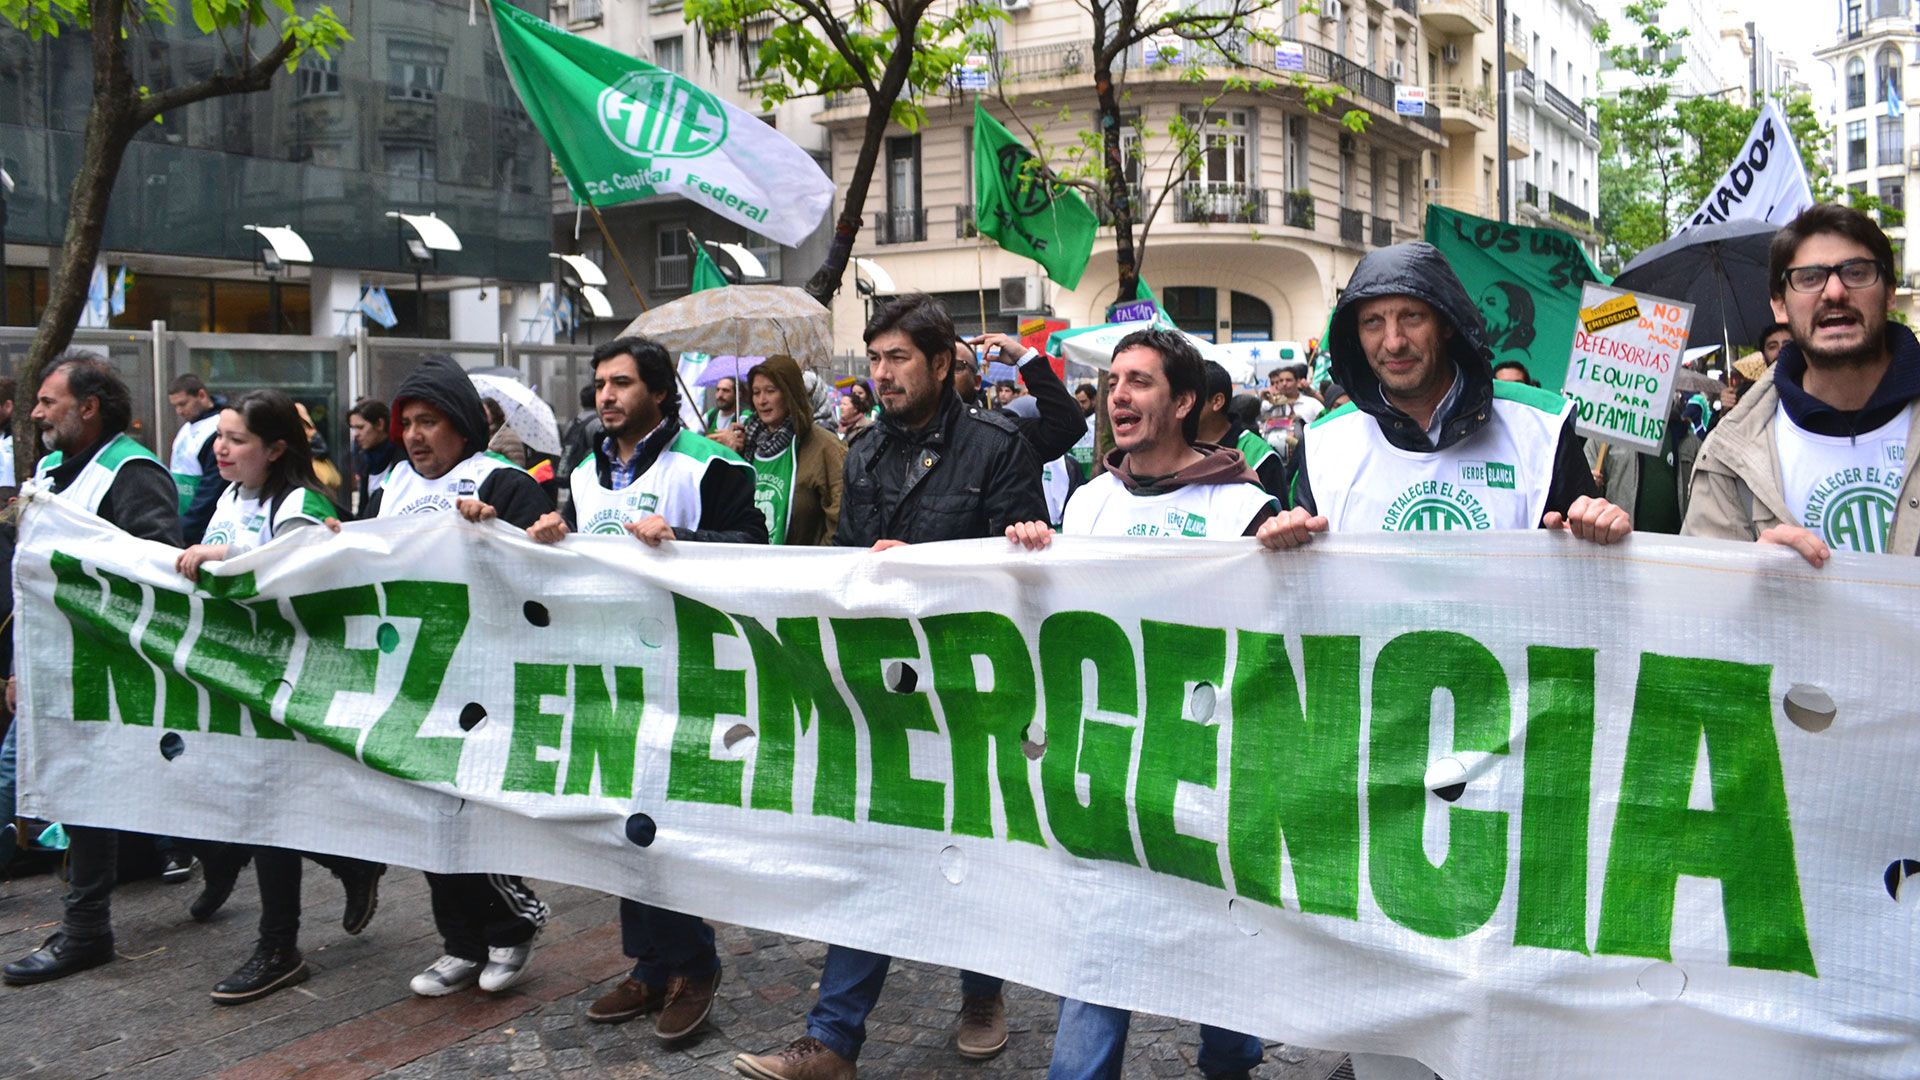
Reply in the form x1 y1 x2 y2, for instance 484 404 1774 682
470 373 562 456
618 285 830 364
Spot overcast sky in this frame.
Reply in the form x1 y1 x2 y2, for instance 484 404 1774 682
1755 5 1838 113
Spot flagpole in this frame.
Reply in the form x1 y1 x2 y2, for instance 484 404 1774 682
583 201 711 434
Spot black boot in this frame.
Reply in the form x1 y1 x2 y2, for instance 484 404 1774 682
210 940 308 1004
338 863 386 935
3 932 115 985
190 848 252 922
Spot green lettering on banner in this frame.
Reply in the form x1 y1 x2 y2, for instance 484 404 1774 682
1515 646 1596 954
1368 631 1512 939
1228 632 1362 919
183 594 298 740
51 553 157 726
505 662 568 794
363 581 470 784
565 665 644 798
1037 612 1139 865
670 594 747 805
925 612 1044 846
1137 620 1227 887
285 585 383 758
141 586 203 732
1597 655 1815 976
832 618 946 832
734 615 858 819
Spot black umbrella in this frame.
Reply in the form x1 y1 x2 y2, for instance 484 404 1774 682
1613 219 1779 353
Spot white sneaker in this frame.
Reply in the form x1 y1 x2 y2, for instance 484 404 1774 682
478 941 534 992
409 954 481 997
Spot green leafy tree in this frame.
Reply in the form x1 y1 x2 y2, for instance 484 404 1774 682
994 1 1371 305
1 0 348 479
686 0 1001 305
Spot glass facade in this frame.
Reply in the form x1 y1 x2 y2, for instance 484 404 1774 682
0 0 551 283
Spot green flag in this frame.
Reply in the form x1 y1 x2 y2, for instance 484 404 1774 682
488 0 832 247
691 242 729 292
973 100 1099 290
1424 205 1610 393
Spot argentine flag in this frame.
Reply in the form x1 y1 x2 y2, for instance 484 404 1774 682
1889 74 1906 119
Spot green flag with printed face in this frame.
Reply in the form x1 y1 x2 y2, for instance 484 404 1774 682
1424 205 1610 393
973 100 1099 290
489 0 832 247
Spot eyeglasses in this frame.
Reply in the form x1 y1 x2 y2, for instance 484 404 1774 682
1783 259 1885 293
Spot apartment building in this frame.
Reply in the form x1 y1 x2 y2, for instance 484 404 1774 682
816 0 1449 352
548 0 833 333
1815 0 1920 316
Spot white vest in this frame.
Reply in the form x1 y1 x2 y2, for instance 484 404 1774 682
569 429 752 535
1040 456 1074 528
1063 470 1274 539
375 452 521 518
170 410 220 510
1776 402 1909 554
33 433 170 517
1306 382 1571 532
201 484 335 552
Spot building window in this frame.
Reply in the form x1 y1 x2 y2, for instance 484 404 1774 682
1881 178 1905 215
1849 119 1868 170
1878 45 1902 102
1285 114 1310 192
1184 108 1253 188
1848 3 1863 37
739 18 773 86
653 34 684 75
656 226 691 290
1369 148 1383 218
1878 114 1905 165
388 40 447 102
1848 58 1867 109
1161 286 1218 342
384 143 436 202
881 135 922 243
296 56 339 98
1399 157 1417 223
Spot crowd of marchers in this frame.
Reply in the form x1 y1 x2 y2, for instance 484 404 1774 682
0 203 1912 1080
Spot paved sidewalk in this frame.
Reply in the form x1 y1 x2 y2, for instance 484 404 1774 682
0 861 1351 1079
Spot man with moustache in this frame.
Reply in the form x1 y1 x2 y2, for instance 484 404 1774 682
1685 203 1920 564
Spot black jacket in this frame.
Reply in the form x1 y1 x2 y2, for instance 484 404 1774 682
363 356 553 529
1290 241 1596 517
48 434 182 547
560 417 767 544
836 392 1046 545
180 398 230 545
1012 351 1087 463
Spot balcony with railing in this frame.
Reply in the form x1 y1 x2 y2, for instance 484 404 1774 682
1284 190 1317 230
1420 0 1493 36
1541 81 1589 131
1505 15 1528 69
956 204 978 239
1513 68 1536 101
1094 184 1150 226
1392 0 1418 14
1518 180 1540 208
1507 106 1531 159
874 207 928 244
1340 208 1365 245
1371 216 1395 247
1431 84 1493 132
1549 192 1593 229
1175 183 1269 224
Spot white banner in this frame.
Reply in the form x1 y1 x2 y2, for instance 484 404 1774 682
1565 283 1694 453
1684 101 1814 232
14 493 1920 1079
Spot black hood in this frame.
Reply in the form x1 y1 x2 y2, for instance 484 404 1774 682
1329 241 1496 452
389 355 489 459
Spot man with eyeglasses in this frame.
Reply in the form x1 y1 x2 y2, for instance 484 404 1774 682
1685 203 1920 564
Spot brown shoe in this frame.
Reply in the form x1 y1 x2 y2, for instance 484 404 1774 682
734 1036 856 1080
654 965 721 1041
586 978 662 1024
954 993 1008 1059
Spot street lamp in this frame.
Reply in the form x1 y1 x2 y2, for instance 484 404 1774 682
243 224 313 332
550 253 612 344
385 211 462 332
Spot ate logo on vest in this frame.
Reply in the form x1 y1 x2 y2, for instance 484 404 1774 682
1126 508 1209 538
598 71 728 161
1804 445 1904 553
586 492 660 535
1382 480 1492 531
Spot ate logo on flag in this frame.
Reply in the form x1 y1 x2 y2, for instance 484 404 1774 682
598 71 729 160
997 145 1054 218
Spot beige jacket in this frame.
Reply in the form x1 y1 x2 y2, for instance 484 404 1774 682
1682 365 1920 554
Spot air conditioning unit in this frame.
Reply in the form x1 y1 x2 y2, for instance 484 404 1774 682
1322 0 1343 20
1442 43 1460 65
1389 60 1406 80
999 274 1043 313
1002 0 1032 12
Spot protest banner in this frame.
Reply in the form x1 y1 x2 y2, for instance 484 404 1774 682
1424 205 1608 393
15 494 1920 1079
1683 101 1814 232
1563 283 1694 453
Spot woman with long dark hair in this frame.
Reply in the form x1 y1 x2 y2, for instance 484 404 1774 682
173 389 385 1005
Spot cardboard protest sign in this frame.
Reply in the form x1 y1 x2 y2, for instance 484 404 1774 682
16 494 1920 1079
1563 283 1693 453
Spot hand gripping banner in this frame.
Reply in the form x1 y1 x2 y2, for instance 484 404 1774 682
13 493 1919 1078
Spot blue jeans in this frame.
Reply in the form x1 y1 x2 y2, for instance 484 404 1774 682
620 898 719 989
805 944 1004 1062
1048 998 1262 1080
0 724 15 872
